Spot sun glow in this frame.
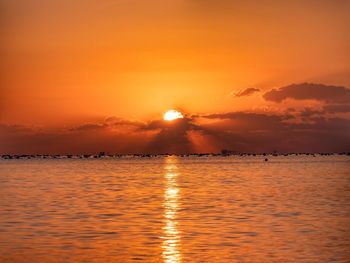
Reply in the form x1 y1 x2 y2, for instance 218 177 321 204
163 110 184 121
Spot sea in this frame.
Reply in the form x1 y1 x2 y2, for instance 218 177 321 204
0 155 349 262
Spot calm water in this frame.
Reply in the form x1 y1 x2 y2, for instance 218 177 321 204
0 156 349 263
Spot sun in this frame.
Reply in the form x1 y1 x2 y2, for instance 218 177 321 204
163 110 184 121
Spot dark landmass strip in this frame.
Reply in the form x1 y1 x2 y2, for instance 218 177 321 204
1 151 349 160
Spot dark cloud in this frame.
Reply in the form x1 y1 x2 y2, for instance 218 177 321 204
1 110 349 154
143 117 198 154
234 88 260 97
70 123 107 131
299 108 325 118
0 123 150 155
203 112 294 131
140 117 196 131
0 123 32 133
290 117 350 131
0 117 199 155
204 111 292 120
323 104 350 113
199 111 350 152
70 117 145 132
263 83 350 103
104 116 144 127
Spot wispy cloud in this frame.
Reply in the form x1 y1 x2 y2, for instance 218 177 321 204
232 88 260 97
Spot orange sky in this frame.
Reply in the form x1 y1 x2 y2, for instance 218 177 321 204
1 0 350 153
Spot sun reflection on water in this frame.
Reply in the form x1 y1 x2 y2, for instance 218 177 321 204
162 156 181 263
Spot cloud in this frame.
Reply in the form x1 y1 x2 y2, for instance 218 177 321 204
0 124 32 133
233 88 260 97
0 116 201 155
70 123 107 131
263 83 350 103
0 119 151 155
1 108 350 154
199 111 350 152
203 112 294 131
104 116 145 127
323 104 350 113
0 128 152 155
70 117 145 132
140 116 196 131
299 108 325 118
142 117 199 154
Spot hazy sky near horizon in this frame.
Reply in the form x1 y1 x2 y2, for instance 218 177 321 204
1 0 350 153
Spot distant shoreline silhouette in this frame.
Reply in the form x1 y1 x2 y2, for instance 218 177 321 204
1 151 349 160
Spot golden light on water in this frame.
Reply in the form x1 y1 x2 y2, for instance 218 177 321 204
163 110 184 121
162 157 182 263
